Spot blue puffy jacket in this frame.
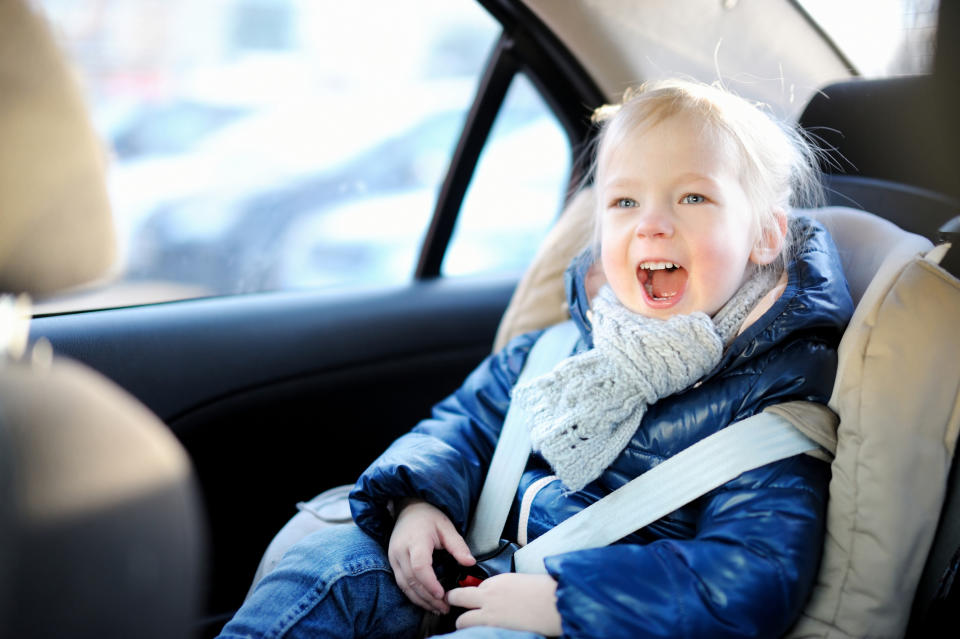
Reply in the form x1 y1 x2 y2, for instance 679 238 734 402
350 216 853 638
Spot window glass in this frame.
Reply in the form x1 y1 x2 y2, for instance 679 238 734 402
443 73 571 278
796 0 939 76
33 0 501 313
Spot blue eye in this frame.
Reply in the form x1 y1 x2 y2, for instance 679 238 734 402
681 194 706 204
615 198 637 208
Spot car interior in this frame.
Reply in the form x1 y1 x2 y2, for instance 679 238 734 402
2 0 959 637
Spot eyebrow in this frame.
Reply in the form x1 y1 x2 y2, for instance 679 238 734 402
602 173 722 190
676 172 721 184
601 177 640 190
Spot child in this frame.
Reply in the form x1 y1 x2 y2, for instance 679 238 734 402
219 80 853 639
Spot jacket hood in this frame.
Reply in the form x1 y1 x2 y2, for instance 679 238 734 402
562 215 854 367
563 246 597 347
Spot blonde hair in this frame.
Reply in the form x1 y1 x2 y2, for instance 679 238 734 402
589 79 823 258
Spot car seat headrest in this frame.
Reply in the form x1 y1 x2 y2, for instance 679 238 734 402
0 357 206 638
804 207 932 305
494 187 596 351
799 76 958 203
0 1 115 297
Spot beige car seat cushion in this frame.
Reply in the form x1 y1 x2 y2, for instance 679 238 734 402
789 251 960 638
493 187 595 351
0 1 115 296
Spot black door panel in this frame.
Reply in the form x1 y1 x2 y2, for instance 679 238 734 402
32 278 515 422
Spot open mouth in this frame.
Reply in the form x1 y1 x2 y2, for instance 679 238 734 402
637 261 687 302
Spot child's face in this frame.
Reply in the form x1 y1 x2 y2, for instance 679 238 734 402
598 112 769 319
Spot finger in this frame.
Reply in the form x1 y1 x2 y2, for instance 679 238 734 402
398 571 446 614
403 574 449 615
390 550 446 614
436 519 476 566
454 607 486 630
408 543 446 601
445 586 482 610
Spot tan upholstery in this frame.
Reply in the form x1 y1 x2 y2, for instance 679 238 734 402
789 248 959 638
766 401 838 464
806 206 934 305
493 187 594 351
0 0 115 296
497 188 958 637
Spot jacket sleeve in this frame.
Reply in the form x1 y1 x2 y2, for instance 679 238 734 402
544 341 836 639
349 330 540 545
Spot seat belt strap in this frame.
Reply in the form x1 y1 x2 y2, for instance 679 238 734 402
512 411 818 573
465 320 580 556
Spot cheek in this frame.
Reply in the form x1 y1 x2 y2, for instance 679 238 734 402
697 221 754 266
598 246 616 285
697 241 737 267
692 240 753 291
599 231 627 280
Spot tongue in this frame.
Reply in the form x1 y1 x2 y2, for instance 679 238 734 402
650 268 687 298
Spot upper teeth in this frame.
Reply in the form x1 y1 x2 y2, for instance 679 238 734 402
639 261 678 270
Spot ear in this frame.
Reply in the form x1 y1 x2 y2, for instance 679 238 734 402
750 208 788 266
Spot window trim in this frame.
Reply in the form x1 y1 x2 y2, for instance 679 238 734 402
788 0 861 76
416 33 519 278
415 0 604 279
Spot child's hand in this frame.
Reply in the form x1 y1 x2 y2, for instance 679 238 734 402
388 498 475 615
446 573 563 636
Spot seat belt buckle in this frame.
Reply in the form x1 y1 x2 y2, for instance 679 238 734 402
457 574 484 587
422 540 521 637
456 539 519 586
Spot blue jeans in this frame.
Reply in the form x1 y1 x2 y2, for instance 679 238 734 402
217 525 546 639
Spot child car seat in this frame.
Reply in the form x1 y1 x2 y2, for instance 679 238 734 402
493 60 960 636
495 187 959 637
0 2 205 637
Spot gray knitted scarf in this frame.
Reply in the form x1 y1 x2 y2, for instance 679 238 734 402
512 263 782 492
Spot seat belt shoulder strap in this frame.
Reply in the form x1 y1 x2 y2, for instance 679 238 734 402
512 410 819 573
465 320 580 554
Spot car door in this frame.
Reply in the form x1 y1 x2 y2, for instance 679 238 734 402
27 0 602 630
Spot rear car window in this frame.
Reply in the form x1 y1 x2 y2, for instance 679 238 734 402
796 0 939 76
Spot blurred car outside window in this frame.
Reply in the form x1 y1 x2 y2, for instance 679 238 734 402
32 0 570 314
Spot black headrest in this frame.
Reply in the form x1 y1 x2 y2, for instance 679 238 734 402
799 76 956 202
799 2 959 204
0 358 206 639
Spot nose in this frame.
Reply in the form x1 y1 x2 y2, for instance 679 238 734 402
633 204 674 239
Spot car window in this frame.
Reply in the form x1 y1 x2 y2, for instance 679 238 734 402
443 72 571 278
35 0 571 313
796 0 939 76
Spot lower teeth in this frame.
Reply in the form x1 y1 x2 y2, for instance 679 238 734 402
645 284 674 301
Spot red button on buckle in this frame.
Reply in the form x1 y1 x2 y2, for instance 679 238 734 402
457 575 484 588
